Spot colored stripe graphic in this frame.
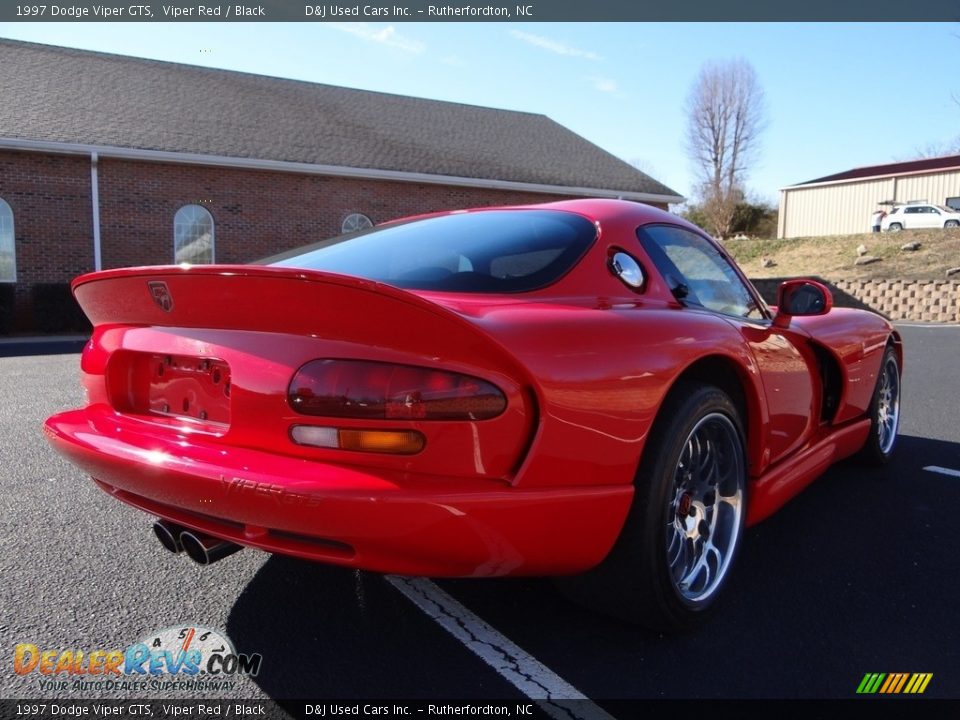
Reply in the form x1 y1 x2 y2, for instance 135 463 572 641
857 673 932 694
892 673 909 693
878 674 895 694
861 673 883 694
880 673 904 693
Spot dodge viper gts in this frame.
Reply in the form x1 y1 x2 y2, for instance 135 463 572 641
45 199 902 631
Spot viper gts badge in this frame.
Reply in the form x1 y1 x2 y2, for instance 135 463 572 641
147 281 173 312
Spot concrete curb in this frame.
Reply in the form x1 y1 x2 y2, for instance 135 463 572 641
0 335 89 357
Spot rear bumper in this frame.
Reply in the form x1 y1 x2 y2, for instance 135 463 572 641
44 407 632 577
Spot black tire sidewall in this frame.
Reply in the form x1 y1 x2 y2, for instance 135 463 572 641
626 383 747 631
859 347 900 465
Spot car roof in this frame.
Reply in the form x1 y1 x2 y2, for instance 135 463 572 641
512 198 688 227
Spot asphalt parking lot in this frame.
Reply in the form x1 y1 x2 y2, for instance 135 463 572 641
1 324 958 707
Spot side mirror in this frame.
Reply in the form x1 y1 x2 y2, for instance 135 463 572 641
773 279 833 328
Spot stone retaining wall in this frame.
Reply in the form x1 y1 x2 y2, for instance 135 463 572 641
750 278 960 323
832 280 960 322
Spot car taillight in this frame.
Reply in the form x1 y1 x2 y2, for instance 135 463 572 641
288 359 507 420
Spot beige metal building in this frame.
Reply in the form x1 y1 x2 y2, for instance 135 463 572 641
778 154 960 238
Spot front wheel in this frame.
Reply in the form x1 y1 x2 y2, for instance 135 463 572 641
945 220 959 228
557 383 747 632
857 346 901 465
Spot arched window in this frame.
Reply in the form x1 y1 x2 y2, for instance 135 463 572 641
0 198 15 283
174 205 215 265
341 213 373 233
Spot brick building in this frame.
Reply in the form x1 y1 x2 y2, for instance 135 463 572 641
0 39 682 332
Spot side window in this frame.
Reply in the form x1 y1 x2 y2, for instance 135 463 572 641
904 207 922 214
638 224 764 320
0 199 14 282
174 205 215 264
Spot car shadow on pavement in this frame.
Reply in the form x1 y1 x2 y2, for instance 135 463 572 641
225 558 522 701
228 433 959 701
433 433 960 699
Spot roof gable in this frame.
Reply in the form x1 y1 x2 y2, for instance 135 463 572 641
0 39 680 200
796 154 960 186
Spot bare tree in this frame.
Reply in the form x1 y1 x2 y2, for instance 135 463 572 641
685 59 766 239
629 158 660 178
911 137 960 159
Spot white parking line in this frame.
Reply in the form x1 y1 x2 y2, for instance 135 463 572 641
924 466 960 478
386 576 615 720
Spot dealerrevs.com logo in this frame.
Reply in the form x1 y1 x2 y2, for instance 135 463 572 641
14 625 262 693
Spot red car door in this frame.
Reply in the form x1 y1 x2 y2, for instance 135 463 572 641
636 224 818 469
729 319 817 467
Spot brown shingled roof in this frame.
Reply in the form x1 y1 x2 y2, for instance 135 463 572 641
0 39 681 199
797 154 960 186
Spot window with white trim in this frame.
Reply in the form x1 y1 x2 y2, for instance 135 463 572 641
174 205 215 265
341 213 373 233
0 198 15 283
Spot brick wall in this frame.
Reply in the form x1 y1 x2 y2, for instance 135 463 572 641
829 279 960 323
0 149 668 332
0 150 94 327
95 158 575 269
751 277 960 323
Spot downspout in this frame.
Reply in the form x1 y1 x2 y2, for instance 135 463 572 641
778 189 787 238
91 151 102 271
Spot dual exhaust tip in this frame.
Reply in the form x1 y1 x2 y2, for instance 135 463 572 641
153 520 242 565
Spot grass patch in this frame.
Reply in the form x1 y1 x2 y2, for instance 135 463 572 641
725 227 960 281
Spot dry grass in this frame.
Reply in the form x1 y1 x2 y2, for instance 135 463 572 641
725 227 960 281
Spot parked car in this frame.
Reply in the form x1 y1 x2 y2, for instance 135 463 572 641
881 203 960 231
44 199 902 632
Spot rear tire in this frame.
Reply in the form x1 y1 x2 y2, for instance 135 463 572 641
888 223 903 232
856 346 901 465
558 383 747 632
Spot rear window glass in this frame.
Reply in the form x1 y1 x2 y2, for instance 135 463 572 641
267 210 596 293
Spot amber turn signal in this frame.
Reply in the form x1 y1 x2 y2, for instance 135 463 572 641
291 425 425 455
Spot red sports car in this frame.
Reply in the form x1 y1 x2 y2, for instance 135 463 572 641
45 199 902 631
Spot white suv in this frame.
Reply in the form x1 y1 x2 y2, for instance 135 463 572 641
881 203 960 231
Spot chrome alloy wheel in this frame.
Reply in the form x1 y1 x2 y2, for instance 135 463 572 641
666 412 744 606
877 355 901 455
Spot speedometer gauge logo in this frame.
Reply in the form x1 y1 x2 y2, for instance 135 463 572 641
130 625 261 677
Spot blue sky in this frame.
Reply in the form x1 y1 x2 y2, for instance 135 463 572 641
1 21 958 205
